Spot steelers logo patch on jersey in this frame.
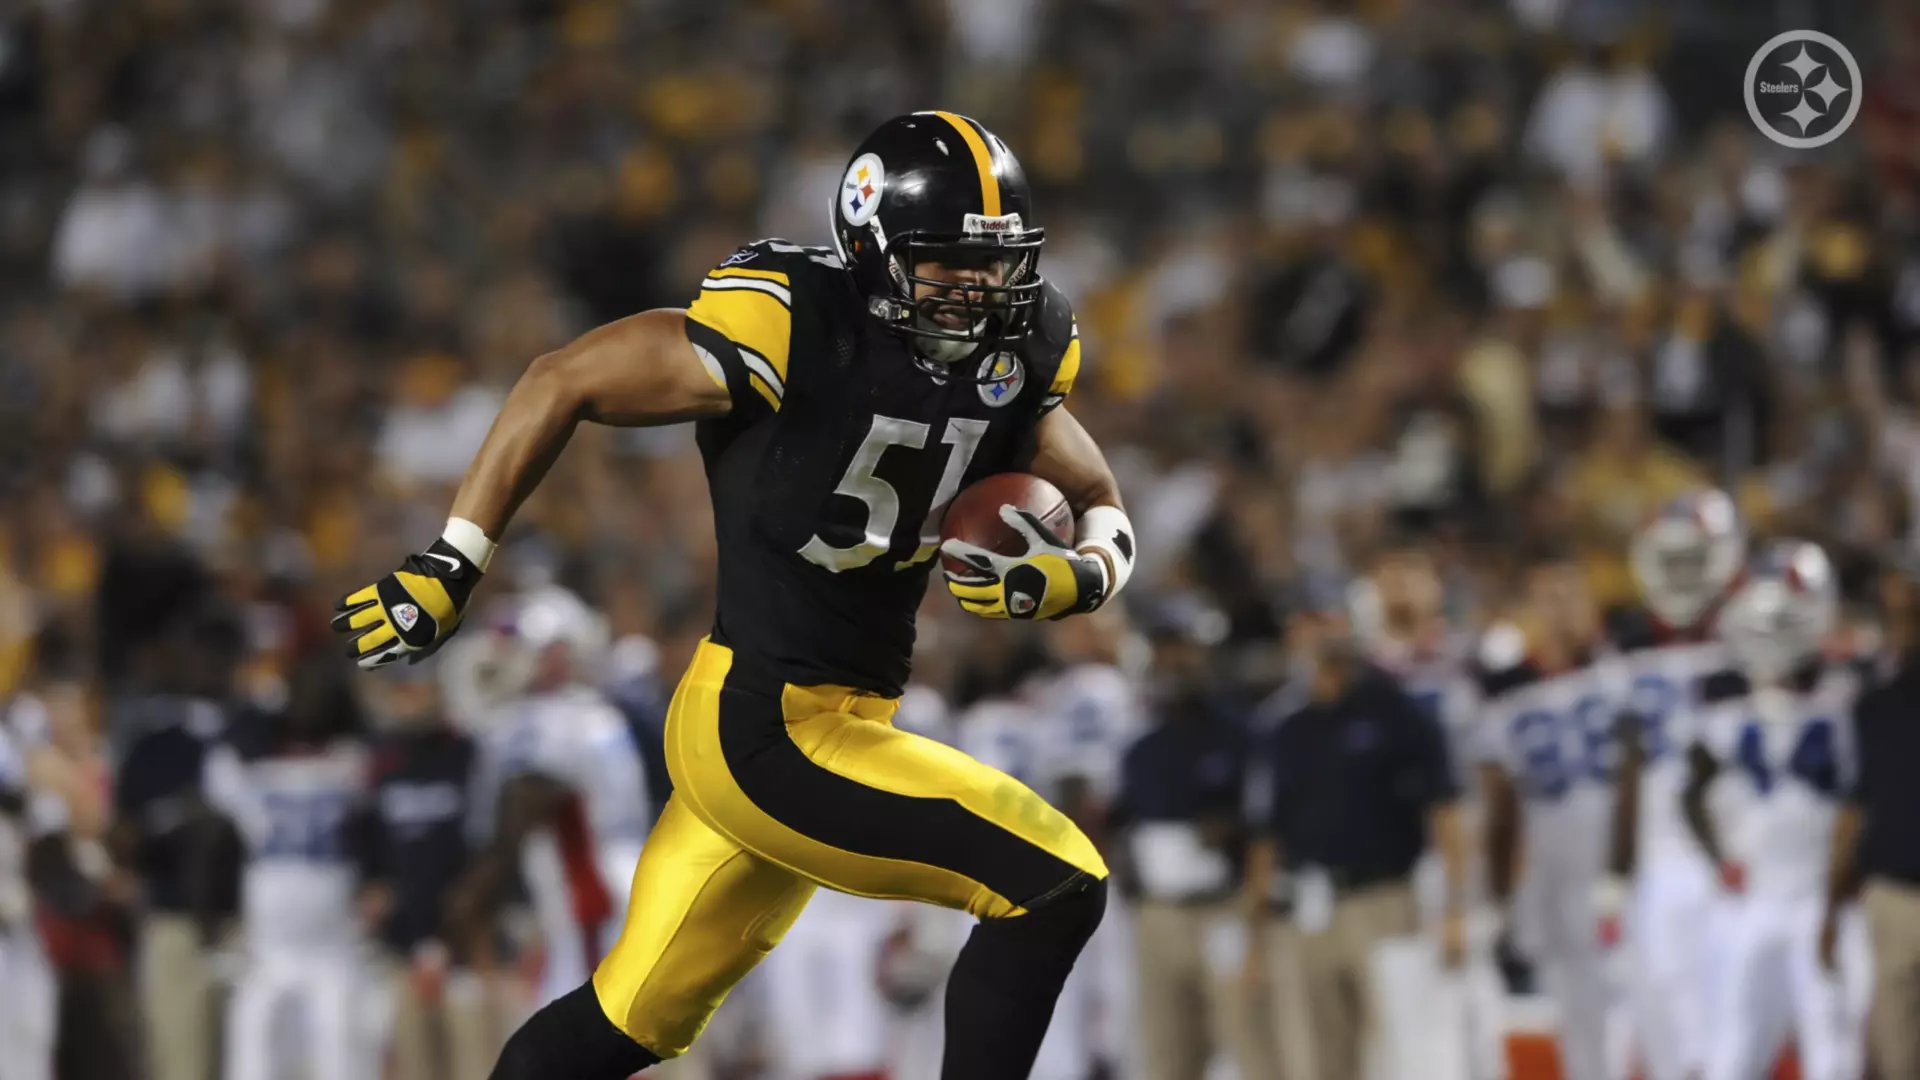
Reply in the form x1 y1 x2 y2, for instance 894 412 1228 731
977 352 1025 407
841 153 885 226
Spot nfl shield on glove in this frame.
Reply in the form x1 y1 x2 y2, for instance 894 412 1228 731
333 520 493 669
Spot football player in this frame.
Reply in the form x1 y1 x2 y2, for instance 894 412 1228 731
1602 490 1745 1080
453 586 651 1011
334 112 1136 1080
1476 551 1626 1080
0 702 54 1080
1682 542 1870 1080
204 664 384 1080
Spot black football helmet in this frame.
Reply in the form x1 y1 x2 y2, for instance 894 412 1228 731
830 112 1045 373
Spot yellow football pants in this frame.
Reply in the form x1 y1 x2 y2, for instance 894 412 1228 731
589 638 1108 1058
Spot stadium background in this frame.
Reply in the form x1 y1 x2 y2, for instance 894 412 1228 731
1 0 1916 1077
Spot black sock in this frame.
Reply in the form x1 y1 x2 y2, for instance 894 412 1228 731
489 981 663 1080
941 874 1108 1080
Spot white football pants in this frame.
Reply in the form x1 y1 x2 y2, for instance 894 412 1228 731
1704 895 1870 1080
0 929 55 1080
1626 850 1717 1080
225 947 374 1080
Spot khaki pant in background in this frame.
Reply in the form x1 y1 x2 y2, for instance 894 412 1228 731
1865 878 1920 1080
1133 899 1282 1080
1295 883 1418 1080
140 914 215 1080
1266 917 1318 1080
383 961 502 1080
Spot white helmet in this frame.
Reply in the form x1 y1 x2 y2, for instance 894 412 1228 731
1631 489 1746 630
473 585 611 699
1715 540 1837 686
435 631 519 733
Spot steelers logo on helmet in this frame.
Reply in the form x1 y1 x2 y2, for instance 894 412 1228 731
976 351 1025 407
841 153 886 227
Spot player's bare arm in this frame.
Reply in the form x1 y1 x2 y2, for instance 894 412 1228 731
1023 405 1125 576
1481 762 1521 907
1608 710 1644 879
451 310 730 537
1022 406 1120 512
335 310 726 669
1818 801 1863 971
1679 743 1726 868
1430 799 1471 965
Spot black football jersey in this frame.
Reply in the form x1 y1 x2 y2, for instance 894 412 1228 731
683 239 1082 695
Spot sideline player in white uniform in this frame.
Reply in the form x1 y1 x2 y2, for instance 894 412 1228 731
0 704 55 1080
1477 552 1625 1080
1682 541 1870 1080
205 667 382 1080
460 585 652 1010
1602 490 1744 1080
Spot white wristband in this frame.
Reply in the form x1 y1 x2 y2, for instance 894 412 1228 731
442 517 497 573
1075 505 1135 599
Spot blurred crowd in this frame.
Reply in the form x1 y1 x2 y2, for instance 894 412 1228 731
4 0 1920 1077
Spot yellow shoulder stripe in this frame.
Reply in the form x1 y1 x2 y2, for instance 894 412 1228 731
933 111 1000 217
708 266 791 286
746 374 780 411
687 288 791 386
1049 321 1081 395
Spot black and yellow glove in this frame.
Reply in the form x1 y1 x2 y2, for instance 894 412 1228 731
940 506 1109 621
332 539 484 670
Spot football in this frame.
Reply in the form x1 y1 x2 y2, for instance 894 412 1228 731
938 473 1074 580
